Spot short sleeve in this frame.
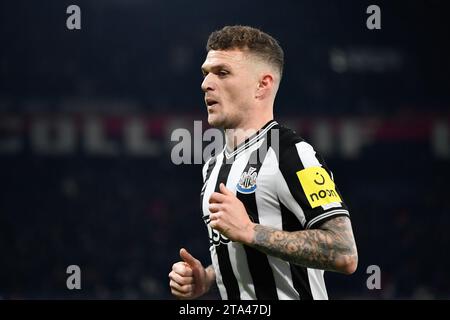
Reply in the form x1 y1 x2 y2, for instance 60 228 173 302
278 140 350 229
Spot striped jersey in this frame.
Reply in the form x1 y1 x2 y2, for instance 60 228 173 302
200 120 350 300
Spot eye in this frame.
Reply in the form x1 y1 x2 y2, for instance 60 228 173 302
218 70 229 77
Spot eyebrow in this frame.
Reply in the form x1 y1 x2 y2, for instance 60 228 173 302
201 63 232 75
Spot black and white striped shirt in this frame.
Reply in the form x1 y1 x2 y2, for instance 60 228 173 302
200 120 350 300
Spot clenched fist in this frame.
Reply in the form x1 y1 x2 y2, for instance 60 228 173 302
208 183 256 244
169 248 215 299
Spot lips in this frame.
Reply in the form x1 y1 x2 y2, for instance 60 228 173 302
205 98 219 107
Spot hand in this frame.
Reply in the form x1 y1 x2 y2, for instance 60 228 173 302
208 183 256 244
168 248 212 299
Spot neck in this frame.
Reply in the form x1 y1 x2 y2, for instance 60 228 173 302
225 113 274 151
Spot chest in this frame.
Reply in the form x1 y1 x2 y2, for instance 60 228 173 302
201 149 280 221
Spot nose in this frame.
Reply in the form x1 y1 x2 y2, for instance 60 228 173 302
201 73 214 92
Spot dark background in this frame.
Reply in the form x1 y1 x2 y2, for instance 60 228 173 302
0 0 449 299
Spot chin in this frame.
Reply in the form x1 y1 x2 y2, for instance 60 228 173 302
207 115 224 128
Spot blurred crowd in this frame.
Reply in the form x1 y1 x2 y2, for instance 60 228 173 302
0 0 449 299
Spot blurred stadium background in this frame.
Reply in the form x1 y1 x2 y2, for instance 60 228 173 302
1 0 449 299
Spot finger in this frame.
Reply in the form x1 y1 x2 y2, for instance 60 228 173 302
169 271 195 286
172 262 194 277
180 249 205 285
208 203 221 213
180 248 199 268
219 183 233 195
170 279 194 294
170 288 193 299
171 287 194 299
209 217 221 230
209 211 221 229
209 212 222 221
209 192 226 204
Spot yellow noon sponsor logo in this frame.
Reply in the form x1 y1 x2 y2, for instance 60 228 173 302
296 166 342 208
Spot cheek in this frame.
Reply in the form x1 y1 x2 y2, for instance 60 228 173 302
225 82 253 106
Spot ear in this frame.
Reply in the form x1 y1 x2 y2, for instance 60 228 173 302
256 74 274 99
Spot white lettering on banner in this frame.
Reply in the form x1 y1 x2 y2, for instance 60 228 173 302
312 121 334 156
0 115 447 159
124 118 159 156
84 117 119 155
31 117 76 155
340 120 363 158
432 121 449 159
0 116 22 154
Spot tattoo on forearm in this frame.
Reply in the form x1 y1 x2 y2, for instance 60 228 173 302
251 216 357 273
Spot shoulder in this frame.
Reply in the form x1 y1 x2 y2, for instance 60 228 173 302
271 123 310 159
275 123 304 148
271 123 321 170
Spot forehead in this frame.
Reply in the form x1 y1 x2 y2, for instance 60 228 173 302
201 49 249 70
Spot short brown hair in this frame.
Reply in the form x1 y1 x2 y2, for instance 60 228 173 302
206 25 284 78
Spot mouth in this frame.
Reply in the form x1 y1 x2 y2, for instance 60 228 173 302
205 98 219 108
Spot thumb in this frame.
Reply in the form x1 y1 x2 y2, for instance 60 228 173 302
219 183 233 196
180 248 199 268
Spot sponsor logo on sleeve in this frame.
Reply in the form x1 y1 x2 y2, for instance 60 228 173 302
296 166 342 208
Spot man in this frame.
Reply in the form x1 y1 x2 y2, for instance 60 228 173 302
169 25 358 300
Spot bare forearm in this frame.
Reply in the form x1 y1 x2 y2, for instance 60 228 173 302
249 216 358 274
